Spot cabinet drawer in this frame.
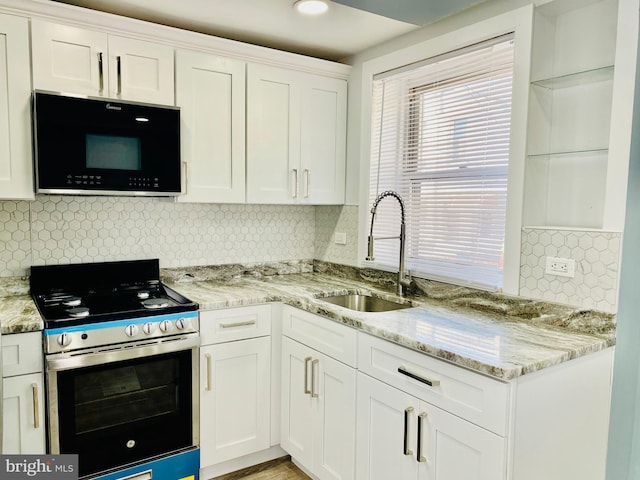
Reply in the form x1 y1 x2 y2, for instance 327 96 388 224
2 332 43 378
200 305 271 345
358 333 510 435
282 306 356 367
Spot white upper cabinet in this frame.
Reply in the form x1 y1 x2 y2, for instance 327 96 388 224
0 13 33 200
246 63 346 205
301 74 347 204
31 19 174 105
176 50 246 203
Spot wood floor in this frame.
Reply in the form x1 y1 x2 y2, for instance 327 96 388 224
210 457 310 480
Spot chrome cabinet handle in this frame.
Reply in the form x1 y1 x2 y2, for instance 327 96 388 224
304 357 312 394
97 52 104 93
311 359 319 398
182 161 188 194
417 412 427 463
292 169 298 198
304 169 310 198
116 56 122 96
205 353 212 391
398 366 441 387
403 407 414 456
31 383 40 429
219 320 256 329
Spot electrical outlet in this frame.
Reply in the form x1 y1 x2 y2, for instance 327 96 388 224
545 257 576 278
334 232 347 245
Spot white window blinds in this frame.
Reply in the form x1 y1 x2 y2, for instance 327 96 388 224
368 34 515 290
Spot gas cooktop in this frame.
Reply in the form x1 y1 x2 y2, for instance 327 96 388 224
30 259 198 328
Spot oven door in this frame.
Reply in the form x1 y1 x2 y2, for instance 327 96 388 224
46 336 199 479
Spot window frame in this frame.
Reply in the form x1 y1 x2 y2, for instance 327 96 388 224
357 6 533 295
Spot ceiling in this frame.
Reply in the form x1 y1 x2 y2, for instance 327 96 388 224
51 0 485 62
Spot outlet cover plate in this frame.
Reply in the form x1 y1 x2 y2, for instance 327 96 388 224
545 257 576 278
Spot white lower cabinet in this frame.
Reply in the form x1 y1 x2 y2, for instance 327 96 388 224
356 372 505 480
281 306 356 480
199 306 272 469
2 332 45 454
200 337 271 465
356 332 614 480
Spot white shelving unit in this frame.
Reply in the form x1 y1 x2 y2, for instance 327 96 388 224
523 0 637 231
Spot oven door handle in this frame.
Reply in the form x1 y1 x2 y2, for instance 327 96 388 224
46 335 200 372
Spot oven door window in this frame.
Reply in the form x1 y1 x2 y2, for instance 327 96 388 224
56 350 193 477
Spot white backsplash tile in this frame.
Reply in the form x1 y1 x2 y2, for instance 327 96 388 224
0 197 316 277
315 205 359 266
520 228 621 313
0 199 624 313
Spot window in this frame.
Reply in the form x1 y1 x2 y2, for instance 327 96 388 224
368 34 515 290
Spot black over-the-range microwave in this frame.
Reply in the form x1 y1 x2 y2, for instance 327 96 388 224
32 91 181 196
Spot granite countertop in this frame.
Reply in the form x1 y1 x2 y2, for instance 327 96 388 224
0 261 616 381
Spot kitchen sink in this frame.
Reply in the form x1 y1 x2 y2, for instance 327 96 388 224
318 293 413 313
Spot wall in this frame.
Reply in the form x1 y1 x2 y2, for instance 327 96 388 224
606 16 640 479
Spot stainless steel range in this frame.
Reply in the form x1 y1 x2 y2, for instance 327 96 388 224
30 259 200 480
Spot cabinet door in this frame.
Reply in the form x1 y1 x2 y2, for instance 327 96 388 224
0 13 32 200
3 373 46 454
246 64 300 204
314 351 356 480
200 337 271 467
107 35 174 105
31 20 108 97
356 372 420 480
420 402 506 480
176 50 246 203
281 336 314 471
300 74 346 204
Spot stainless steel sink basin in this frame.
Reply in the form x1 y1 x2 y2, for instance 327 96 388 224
319 294 412 313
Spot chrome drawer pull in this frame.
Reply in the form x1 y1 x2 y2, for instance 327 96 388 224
219 320 257 329
403 407 414 456
205 353 212 391
398 366 440 387
311 359 319 398
417 412 427 463
32 383 40 429
304 357 312 394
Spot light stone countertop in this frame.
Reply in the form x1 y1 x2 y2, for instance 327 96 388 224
0 262 615 381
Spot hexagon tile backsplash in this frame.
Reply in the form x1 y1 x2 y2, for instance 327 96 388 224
0 197 318 277
0 198 623 313
520 228 621 313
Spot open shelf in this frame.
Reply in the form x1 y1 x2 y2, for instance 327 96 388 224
531 65 614 90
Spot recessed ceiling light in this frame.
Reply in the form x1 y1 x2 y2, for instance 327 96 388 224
294 0 329 15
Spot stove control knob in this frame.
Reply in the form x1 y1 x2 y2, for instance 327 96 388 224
124 324 139 337
175 317 189 330
57 333 72 348
159 319 173 333
142 322 156 335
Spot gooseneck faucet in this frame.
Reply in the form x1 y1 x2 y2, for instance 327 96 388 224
366 190 412 296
